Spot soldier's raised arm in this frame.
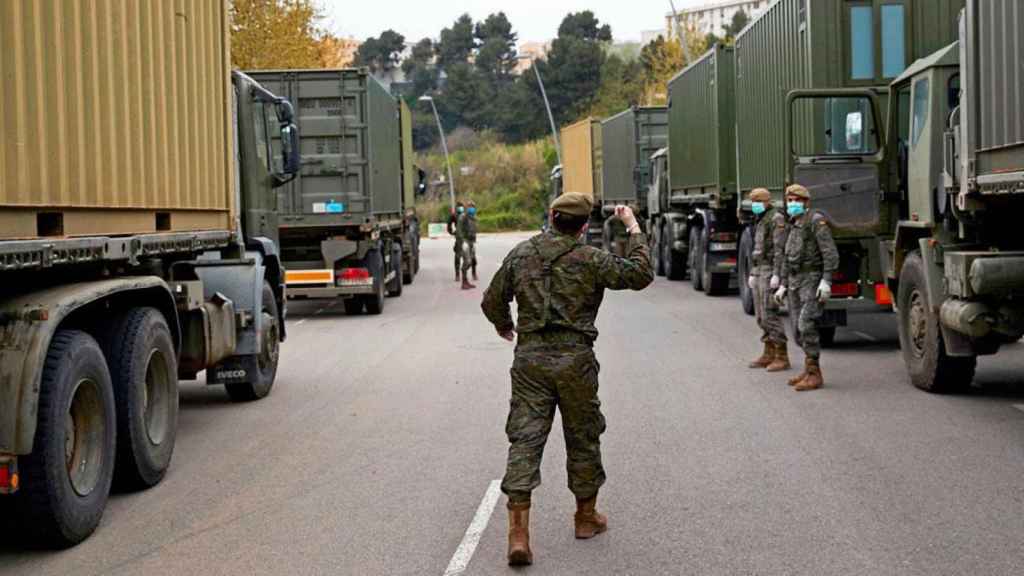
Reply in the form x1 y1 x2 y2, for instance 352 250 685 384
595 207 654 291
481 254 516 333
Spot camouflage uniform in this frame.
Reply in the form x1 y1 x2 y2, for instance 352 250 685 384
448 212 463 275
481 228 653 502
458 212 478 279
781 211 839 359
752 206 788 345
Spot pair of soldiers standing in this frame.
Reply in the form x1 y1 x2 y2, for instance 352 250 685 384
748 184 838 391
448 201 478 289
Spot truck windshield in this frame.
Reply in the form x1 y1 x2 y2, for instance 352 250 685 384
791 95 879 156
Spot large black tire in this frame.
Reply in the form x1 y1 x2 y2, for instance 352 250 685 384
388 243 403 297
663 223 686 281
738 227 755 315
897 251 977 392
18 330 116 548
362 248 386 315
225 282 281 402
653 223 666 277
700 229 730 296
102 308 178 491
690 226 705 292
343 298 365 315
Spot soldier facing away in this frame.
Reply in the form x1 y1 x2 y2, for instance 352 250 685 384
458 201 478 289
448 202 465 282
481 192 653 566
773 184 839 391
747 188 791 372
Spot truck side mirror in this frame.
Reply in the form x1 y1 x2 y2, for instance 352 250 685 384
275 99 295 124
273 122 300 187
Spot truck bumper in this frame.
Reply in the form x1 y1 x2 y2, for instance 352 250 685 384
287 286 373 299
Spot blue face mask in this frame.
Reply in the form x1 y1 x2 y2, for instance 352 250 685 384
787 201 806 217
751 202 766 215
457 206 465 214
468 207 477 216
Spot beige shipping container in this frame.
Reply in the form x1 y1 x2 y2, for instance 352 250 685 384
0 0 235 240
560 118 598 199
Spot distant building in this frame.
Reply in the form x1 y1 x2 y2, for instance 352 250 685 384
667 0 769 39
513 41 551 75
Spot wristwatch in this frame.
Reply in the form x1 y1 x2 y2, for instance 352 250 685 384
627 223 642 235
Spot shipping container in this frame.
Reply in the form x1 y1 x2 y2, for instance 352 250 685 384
601 107 668 210
0 0 235 239
667 44 735 206
560 118 602 199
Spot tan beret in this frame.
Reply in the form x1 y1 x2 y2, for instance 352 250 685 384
749 188 771 202
550 192 593 217
785 184 810 200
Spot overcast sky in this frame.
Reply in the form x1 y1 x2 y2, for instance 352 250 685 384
320 0 712 44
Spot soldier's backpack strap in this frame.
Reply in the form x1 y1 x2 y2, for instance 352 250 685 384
530 237 581 327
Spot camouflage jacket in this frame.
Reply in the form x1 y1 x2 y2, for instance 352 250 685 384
481 230 653 342
751 206 787 277
781 210 839 285
458 214 477 242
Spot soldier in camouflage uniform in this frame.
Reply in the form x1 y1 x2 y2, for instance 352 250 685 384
448 202 465 281
774 184 839 391
481 192 653 566
458 201 478 289
747 188 791 372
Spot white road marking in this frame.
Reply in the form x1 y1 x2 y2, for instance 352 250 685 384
853 330 879 343
443 479 503 576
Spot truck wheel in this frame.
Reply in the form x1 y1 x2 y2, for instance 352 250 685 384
363 249 386 315
343 298 365 315
738 228 755 315
690 227 704 292
225 282 280 402
18 330 116 548
897 251 977 392
388 243 403 297
700 229 729 296
653 225 666 277
663 223 686 281
102 308 178 491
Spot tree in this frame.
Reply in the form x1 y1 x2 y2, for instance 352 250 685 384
401 39 438 98
589 54 645 118
726 9 751 40
474 13 518 84
541 12 614 125
557 11 612 42
230 0 324 70
640 36 686 105
436 14 476 70
355 29 406 73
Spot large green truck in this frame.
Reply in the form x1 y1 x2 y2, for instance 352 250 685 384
878 0 1023 391
0 1 299 547
247 69 423 316
600 107 668 255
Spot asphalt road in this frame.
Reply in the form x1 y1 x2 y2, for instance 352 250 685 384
3 232 1024 576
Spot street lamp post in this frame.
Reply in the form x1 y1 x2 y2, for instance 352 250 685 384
518 56 561 167
418 95 456 211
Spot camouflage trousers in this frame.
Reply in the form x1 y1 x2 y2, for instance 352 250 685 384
753 267 787 345
461 241 477 276
787 272 824 359
502 344 606 503
453 238 463 273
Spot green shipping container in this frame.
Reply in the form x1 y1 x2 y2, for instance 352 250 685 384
601 107 668 210
667 44 736 208
248 68 403 219
734 0 965 197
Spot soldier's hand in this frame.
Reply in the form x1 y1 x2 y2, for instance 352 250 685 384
816 280 832 303
773 285 787 305
770 274 781 290
615 205 639 231
747 274 756 291
498 328 516 342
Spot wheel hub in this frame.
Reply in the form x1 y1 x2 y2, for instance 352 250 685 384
908 290 928 358
259 311 279 373
65 378 105 497
144 349 170 446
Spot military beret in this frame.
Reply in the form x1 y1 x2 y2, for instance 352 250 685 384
785 184 810 200
749 188 771 202
550 192 593 217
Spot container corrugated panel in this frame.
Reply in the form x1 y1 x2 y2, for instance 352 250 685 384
561 119 595 197
635 107 669 211
601 110 636 204
399 99 415 211
248 69 402 217
969 0 1023 176
591 122 603 203
668 45 735 199
0 0 234 239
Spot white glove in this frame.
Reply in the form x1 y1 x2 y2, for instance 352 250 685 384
747 275 757 290
816 279 832 302
770 275 780 290
773 285 787 305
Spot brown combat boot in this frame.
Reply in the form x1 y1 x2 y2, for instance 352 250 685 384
748 342 773 369
507 501 533 566
788 358 811 387
574 495 608 539
794 358 823 391
766 342 791 372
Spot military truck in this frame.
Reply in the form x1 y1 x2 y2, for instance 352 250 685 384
730 0 965 342
560 118 605 247
0 1 299 547
877 0 1023 392
248 69 423 316
649 45 740 294
601 107 668 256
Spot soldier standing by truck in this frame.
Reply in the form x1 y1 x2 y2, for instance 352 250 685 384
481 194 653 566
449 202 465 281
459 201 479 289
774 184 839 391
747 188 790 372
